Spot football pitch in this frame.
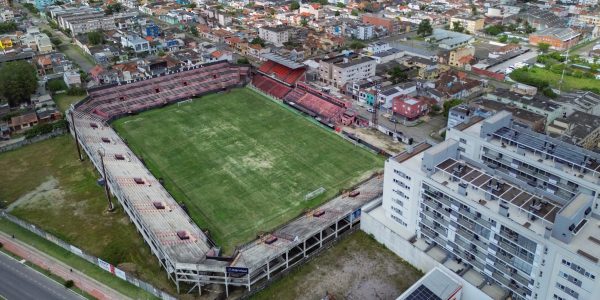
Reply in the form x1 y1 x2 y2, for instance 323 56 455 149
113 88 383 252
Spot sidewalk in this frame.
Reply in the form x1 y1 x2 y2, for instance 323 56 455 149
0 232 131 300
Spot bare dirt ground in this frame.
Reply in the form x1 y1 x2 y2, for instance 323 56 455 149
342 126 405 155
253 231 423 300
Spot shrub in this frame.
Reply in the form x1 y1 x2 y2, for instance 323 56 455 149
64 280 74 288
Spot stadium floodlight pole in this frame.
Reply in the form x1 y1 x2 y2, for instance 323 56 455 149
98 147 115 212
69 110 83 161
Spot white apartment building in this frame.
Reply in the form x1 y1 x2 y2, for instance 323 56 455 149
363 111 600 300
318 54 376 88
258 26 290 47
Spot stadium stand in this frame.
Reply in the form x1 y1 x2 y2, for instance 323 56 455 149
79 61 250 120
255 53 306 87
283 82 348 124
67 60 381 294
251 74 292 99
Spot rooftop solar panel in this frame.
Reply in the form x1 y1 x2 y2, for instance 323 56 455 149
406 285 442 300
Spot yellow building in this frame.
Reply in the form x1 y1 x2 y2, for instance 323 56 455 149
450 15 485 33
0 36 12 50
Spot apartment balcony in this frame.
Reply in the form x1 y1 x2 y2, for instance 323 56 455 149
455 225 488 251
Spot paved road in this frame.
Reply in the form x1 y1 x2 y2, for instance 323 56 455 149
0 232 131 300
0 252 83 300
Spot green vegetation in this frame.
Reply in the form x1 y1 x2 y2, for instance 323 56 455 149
0 61 38 107
0 22 17 34
24 120 67 139
237 57 250 64
538 42 550 53
0 136 175 294
443 99 463 117
47 78 68 93
53 93 86 112
22 3 39 14
86 31 104 45
290 1 300 10
250 37 266 47
254 231 424 299
510 67 600 94
349 40 366 50
104 3 123 15
388 66 408 84
113 88 383 253
417 19 433 37
451 21 465 33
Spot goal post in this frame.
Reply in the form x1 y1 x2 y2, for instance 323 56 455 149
304 187 326 201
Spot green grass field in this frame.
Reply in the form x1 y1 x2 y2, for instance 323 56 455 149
113 88 383 252
0 135 175 293
53 93 86 113
510 67 600 92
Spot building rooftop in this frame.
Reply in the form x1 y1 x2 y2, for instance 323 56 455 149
533 27 581 41
262 53 304 69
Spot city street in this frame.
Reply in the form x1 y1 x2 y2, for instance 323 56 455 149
0 251 83 300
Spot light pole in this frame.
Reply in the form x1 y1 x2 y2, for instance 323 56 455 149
98 147 115 212
69 111 83 161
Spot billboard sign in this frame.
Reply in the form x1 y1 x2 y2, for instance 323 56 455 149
226 267 249 275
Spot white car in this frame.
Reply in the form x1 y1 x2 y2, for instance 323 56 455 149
367 108 375 113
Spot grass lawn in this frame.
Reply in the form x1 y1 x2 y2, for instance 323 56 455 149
0 135 176 294
511 67 600 92
252 231 423 300
53 93 86 113
113 88 383 253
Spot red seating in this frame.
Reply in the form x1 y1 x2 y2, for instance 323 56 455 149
257 60 305 85
80 62 248 119
252 74 291 99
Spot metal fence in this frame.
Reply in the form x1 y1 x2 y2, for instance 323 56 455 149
0 212 177 300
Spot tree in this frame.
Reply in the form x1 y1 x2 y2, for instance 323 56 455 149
351 9 359 16
190 26 198 37
0 22 17 34
290 1 300 10
336 2 346 8
47 79 67 93
105 3 123 15
484 24 504 36
443 99 463 117
237 57 250 64
388 66 408 84
498 34 508 43
335 11 340 16
187 3 197 9
538 43 550 53
157 50 166 57
471 4 477 15
349 40 366 50
451 21 465 33
417 19 433 37
87 31 104 45
250 37 266 47
22 3 39 14
300 19 308 27
0 61 38 107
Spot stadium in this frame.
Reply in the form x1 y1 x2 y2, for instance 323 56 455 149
67 57 383 295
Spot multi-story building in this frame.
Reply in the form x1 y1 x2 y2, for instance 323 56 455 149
121 34 150 53
318 54 376 88
258 26 290 47
0 9 14 22
450 15 485 33
57 10 116 35
364 111 600 300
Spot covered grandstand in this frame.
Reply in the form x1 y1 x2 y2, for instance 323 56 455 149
252 53 306 99
67 61 381 296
